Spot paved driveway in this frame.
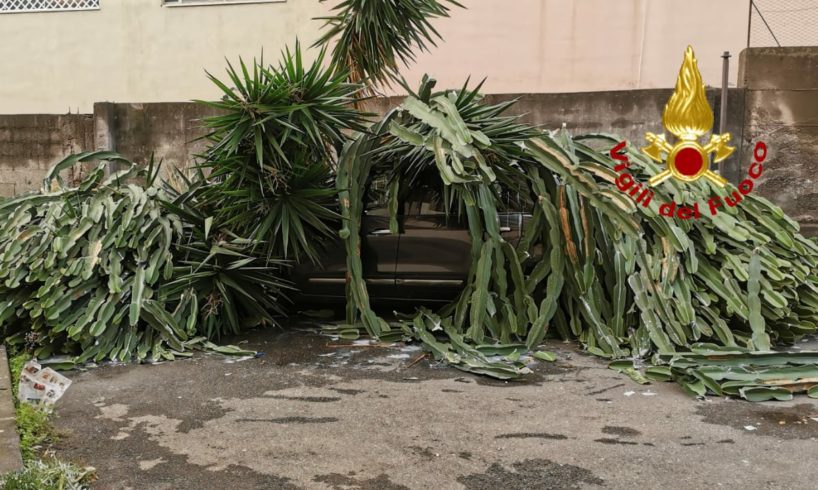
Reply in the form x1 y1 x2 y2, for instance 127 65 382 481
51 326 818 489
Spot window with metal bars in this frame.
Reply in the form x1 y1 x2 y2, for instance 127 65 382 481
0 0 99 13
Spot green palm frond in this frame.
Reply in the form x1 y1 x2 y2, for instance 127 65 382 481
161 181 293 340
378 76 537 197
196 41 368 262
314 0 464 89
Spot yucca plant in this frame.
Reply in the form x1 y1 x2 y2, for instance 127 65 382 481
314 0 463 91
196 42 369 263
161 170 292 340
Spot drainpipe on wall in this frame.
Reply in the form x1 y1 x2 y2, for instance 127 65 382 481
719 51 730 181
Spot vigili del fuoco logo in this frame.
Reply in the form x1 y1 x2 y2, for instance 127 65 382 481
610 46 767 220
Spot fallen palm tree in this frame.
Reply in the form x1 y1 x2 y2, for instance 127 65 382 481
336 76 818 401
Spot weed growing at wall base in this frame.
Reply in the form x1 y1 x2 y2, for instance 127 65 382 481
1 353 95 489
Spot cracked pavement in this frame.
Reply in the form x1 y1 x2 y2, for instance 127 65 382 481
50 326 818 489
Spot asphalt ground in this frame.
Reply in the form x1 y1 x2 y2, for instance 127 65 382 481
49 324 818 489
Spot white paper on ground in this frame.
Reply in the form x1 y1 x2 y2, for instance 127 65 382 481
17 360 72 407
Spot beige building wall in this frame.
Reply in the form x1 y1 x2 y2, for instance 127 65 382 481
0 0 750 114
400 0 750 95
0 0 328 114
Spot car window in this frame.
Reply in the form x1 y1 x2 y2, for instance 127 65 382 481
498 184 531 213
365 176 390 216
403 185 447 216
403 186 446 216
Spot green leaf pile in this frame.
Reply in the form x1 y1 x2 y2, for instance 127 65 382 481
338 78 818 400
0 152 272 363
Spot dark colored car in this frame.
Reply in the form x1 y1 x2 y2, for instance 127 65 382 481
291 182 529 304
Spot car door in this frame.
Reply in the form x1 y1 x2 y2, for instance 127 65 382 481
394 184 523 302
289 178 399 300
360 202 400 298
394 185 470 301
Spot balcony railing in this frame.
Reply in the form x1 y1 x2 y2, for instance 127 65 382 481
0 0 100 13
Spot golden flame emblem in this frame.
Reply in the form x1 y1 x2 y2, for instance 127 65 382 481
643 46 734 187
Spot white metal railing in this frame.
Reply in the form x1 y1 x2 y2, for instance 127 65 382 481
0 0 100 13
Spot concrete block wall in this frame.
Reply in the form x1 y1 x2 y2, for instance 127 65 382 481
100 91 743 181
0 114 93 195
0 88 778 208
738 47 818 234
94 102 225 174
0 89 747 196
0 47 814 236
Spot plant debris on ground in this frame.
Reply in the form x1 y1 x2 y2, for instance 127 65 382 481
0 153 274 364
337 77 818 401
